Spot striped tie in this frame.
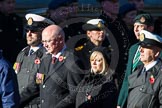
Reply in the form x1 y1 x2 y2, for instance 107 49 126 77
132 47 140 71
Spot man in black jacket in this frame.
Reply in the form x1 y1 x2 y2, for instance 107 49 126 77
39 24 84 108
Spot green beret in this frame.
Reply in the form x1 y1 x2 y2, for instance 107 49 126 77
134 13 154 26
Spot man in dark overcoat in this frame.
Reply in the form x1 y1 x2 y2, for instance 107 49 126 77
127 30 162 108
38 24 84 108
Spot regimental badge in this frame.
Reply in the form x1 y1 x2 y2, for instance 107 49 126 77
97 21 104 28
13 62 21 74
75 45 84 51
36 73 45 84
27 17 33 25
139 33 145 41
140 16 146 23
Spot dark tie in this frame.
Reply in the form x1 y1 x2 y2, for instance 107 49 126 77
52 57 57 64
29 49 34 56
141 67 146 74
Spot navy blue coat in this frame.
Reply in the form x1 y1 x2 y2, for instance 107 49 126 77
0 51 20 108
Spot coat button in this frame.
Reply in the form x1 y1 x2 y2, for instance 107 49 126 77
140 86 144 91
41 99 44 103
43 85 46 88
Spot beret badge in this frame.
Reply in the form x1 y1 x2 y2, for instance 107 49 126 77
140 16 146 23
27 17 33 25
139 33 145 41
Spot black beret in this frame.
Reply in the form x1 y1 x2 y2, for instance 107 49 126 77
134 13 154 26
91 47 111 64
119 3 136 17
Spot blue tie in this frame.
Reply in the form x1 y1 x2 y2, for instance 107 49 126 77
29 49 34 56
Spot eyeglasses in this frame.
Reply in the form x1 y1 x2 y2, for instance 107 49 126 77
41 38 55 44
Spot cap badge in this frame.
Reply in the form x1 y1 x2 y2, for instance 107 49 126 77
140 16 145 23
97 21 104 28
27 17 33 25
139 33 145 41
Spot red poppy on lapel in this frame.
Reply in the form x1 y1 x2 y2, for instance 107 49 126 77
34 58 41 64
149 75 155 84
58 56 66 62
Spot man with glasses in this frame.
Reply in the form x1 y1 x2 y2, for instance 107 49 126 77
38 24 84 108
13 13 54 108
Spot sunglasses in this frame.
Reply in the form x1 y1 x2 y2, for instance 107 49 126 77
25 28 40 33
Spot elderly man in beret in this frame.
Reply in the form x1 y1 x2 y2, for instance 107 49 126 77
13 13 54 108
117 13 158 108
127 30 162 108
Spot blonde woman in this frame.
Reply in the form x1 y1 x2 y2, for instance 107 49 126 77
75 47 117 108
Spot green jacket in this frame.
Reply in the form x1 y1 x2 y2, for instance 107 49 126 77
117 43 142 107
